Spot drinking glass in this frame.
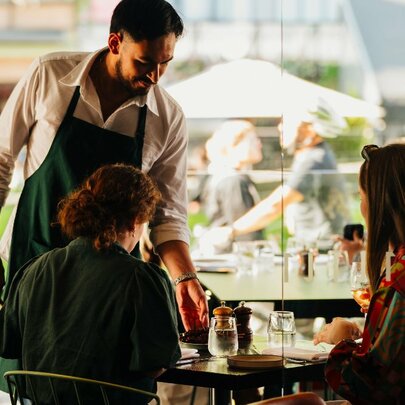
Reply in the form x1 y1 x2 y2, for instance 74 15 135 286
267 311 296 348
327 250 350 282
233 241 256 273
253 240 274 273
350 261 370 312
208 316 238 357
285 237 304 271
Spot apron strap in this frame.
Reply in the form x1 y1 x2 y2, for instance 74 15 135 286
66 87 81 117
134 105 147 170
57 87 81 133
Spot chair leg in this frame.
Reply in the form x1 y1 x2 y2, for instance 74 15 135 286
189 386 197 405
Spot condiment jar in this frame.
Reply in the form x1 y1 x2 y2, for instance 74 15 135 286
298 246 309 277
213 301 234 328
234 301 253 346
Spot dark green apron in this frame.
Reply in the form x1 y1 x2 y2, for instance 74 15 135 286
0 87 147 390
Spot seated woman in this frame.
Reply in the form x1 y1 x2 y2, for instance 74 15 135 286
314 144 405 403
0 163 181 403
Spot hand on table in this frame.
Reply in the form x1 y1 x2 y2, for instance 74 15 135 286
176 279 209 331
313 317 362 345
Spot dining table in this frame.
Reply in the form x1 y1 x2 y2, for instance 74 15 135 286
158 337 330 405
194 253 360 320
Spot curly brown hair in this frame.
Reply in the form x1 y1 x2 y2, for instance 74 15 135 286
57 164 161 250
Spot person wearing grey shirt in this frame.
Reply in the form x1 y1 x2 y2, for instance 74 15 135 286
202 100 351 249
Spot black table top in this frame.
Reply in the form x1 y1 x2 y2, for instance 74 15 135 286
158 355 325 391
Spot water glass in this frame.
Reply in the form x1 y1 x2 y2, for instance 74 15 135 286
327 250 350 282
208 316 238 357
233 241 256 273
267 311 296 348
253 240 274 273
285 237 304 271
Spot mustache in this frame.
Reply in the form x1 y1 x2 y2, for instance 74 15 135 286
135 77 156 85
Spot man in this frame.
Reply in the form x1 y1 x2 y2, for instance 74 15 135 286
0 0 208 332
204 100 350 247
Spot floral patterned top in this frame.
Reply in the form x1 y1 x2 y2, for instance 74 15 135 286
325 245 405 404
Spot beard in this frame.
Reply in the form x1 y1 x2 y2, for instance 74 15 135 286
115 59 154 97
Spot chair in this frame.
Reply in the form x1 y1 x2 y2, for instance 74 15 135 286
248 392 326 405
4 370 160 405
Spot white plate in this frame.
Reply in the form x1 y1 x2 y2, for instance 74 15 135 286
193 256 237 272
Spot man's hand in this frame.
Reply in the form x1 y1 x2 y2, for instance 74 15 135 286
175 279 209 331
157 240 209 331
313 317 362 345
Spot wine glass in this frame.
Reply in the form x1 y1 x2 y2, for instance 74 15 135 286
350 261 371 313
208 316 238 357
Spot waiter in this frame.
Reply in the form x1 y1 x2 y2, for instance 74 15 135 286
0 0 208 333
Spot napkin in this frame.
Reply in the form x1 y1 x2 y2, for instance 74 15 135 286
262 347 330 362
180 348 200 360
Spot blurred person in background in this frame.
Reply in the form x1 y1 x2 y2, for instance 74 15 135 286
202 100 351 250
314 144 405 404
187 144 209 215
0 0 208 342
198 120 264 253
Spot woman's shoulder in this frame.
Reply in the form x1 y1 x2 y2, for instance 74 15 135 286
110 251 170 282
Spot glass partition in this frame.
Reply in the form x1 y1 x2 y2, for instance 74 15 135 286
0 0 399 402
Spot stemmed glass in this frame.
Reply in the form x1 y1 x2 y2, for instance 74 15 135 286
350 261 371 314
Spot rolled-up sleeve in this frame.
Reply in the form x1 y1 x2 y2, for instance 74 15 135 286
0 58 39 207
148 105 190 247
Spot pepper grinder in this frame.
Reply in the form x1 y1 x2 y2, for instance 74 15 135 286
234 301 253 348
212 301 234 328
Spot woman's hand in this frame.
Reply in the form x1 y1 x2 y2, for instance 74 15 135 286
313 317 362 345
336 230 364 264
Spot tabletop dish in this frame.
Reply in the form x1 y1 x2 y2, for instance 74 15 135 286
227 354 284 369
180 328 209 351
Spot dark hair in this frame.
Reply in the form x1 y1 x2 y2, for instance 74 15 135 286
57 164 161 250
359 143 405 292
110 0 184 41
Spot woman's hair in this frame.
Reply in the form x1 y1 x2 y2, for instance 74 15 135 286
110 0 184 41
57 164 161 250
359 143 405 292
205 120 255 163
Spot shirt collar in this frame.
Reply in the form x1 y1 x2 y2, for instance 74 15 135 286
59 48 159 116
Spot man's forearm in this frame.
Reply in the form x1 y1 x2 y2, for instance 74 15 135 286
156 240 196 279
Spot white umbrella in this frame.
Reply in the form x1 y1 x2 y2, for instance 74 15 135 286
166 59 385 120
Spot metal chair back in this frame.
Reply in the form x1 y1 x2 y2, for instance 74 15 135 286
4 370 160 405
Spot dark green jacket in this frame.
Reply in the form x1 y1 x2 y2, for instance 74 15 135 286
0 237 180 404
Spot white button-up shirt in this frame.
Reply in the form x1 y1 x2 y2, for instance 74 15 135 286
0 49 190 260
